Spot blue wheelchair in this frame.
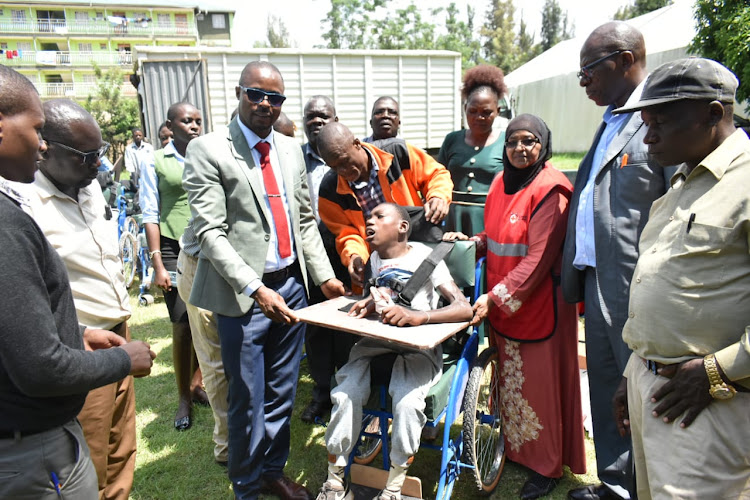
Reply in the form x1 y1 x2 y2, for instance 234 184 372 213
113 184 139 289
346 240 506 499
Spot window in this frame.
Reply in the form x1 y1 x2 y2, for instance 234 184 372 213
75 11 89 21
100 43 106 49
11 9 25 21
17 42 31 51
82 74 97 83
157 13 170 26
0 43 7 49
175 13 188 34
78 43 92 52
133 12 147 22
95 11 104 20
211 13 226 29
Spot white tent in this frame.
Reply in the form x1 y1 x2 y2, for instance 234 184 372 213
504 0 696 152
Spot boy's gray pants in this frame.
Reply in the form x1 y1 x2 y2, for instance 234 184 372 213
325 338 442 467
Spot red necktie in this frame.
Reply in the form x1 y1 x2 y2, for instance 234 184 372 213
255 141 292 259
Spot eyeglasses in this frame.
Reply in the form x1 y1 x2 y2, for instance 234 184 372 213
505 138 540 149
577 50 625 81
239 86 286 107
47 140 110 164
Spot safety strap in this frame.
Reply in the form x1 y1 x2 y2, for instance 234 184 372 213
396 241 454 306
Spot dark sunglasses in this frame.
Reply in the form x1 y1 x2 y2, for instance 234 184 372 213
47 140 110 164
239 86 286 107
505 138 540 149
577 50 625 81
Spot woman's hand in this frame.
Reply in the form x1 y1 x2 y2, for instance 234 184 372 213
471 293 493 325
443 231 469 241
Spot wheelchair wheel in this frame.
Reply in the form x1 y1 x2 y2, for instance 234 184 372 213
124 216 139 237
462 346 505 495
353 414 383 465
119 232 137 289
139 294 154 307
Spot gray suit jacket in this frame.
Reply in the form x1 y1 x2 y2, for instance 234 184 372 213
561 111 674 328
183 118 335 317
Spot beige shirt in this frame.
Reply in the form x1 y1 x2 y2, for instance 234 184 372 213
623 129 750 389
26 172 130 330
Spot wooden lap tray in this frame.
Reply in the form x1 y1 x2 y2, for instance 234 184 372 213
295 296 470 350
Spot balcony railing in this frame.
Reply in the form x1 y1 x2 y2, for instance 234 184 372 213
0 18 197 37
4 51 133 67
34 82 137 99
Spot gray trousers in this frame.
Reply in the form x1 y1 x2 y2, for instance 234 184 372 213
0 419 98 500
325 338 442 467
584 267 636 499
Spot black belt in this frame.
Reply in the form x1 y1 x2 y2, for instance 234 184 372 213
641 357 673 376
0 428 46 440
262 261 298 284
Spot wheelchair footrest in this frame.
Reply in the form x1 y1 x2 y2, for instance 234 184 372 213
350 464 422 499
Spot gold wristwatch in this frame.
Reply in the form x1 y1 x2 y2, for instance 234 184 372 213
704 354 736 400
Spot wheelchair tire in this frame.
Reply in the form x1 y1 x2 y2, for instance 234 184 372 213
119 232 137 289
352 414 383 465
462 345 505 495
124 216 139 237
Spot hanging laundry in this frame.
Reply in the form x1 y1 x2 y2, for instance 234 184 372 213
12 50 17 56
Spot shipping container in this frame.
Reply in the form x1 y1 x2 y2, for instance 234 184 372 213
133 46 463 151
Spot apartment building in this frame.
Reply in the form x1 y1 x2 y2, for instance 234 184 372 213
0 0 234 99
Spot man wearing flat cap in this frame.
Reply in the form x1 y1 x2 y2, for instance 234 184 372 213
612 57 750 499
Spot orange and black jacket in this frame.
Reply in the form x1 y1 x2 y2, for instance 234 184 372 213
318 138 453 267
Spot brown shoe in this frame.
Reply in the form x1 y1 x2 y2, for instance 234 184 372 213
261 475 314 500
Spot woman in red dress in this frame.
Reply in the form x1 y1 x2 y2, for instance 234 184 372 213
445 114 586 499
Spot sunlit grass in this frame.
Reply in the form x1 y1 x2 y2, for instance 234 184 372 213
551 152 585 171
127 281 597 499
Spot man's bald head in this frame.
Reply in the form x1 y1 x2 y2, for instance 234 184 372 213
40 99 104 194
239 60 283 88
317 121 356 159
579 21 648 108
42 99 99 144
585 21 646 67
167 101 199 122
317 122 371 183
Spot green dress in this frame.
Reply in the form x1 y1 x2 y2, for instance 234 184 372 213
438 129 505 236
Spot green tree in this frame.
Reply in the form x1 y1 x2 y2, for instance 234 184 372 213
435 3 480 68
689 0 750 111
321 0 387 49
614 0 672 20
83 65 139 162
374 3 437 50
266 15 291 48
540 0 574 52
480 0 517 74
516 14 540 66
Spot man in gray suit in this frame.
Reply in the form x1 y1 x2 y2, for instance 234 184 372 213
561 22 673 500
183 61 345 500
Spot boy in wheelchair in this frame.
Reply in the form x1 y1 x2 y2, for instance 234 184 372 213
317 203 472 500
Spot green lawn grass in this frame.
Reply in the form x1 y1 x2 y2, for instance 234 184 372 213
550 153 585 171
127 283 598 500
